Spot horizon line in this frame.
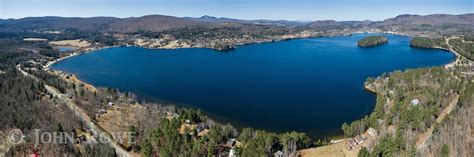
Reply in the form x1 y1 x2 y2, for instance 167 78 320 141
1 12 473 22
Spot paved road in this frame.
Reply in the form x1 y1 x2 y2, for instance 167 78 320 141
17 65 130 157
416 95 459 150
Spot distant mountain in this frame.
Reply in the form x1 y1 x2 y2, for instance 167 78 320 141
0 15 205 33
0 16 119 32
185 15 310 27
373 13 474 34
309 20 341 27
0 13 472 33
380 14 474 26
306 13 474 31
308 20 375 29
108 15 205 32
185 15 246 23
251 19 310 27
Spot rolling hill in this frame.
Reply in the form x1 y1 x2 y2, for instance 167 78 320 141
0 13 472 34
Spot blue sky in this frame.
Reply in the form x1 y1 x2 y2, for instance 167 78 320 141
1 0 472 21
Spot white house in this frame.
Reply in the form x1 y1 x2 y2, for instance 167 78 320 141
274 150 284 157
367 127 377 137
411 99 420 106
229 149 237 157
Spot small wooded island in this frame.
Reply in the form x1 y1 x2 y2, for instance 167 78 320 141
357 36 389 47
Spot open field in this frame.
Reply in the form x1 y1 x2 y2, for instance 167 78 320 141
50 39 92 48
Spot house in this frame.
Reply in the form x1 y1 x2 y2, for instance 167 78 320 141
274 150 284 157
229 148 237 157
411 98 420 106
346 138 357 150
367 127 377 137
172 113 180 119
354 135 364 144
108 101 114 106
348 138 357 146
346 142 354 150
98 109 107 114
184 119 192 124
165 112 180 120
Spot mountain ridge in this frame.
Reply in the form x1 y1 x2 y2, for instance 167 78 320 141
0 13 472 33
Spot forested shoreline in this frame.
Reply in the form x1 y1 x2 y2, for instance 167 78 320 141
348 36 473 157
0 34 320 156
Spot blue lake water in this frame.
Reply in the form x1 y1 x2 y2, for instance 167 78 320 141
51 34 454 138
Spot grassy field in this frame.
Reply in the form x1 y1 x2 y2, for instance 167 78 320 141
298 132 376 157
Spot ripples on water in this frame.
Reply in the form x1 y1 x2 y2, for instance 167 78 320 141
52 33 454 138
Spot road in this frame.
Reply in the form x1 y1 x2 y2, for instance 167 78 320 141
415 94 459 150
16 65 130 157
44 85 130 157
445 37 461 57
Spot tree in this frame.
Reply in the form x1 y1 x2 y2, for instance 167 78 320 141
394 131 405 151
357 36 388 47
342 123 352 137
129 125 137 134
129 125 138 144
159 148 172 157
441 144 449 157
314 138 328 147
56 123 64 132
141 139 153 157
358 147 370 157
206 145 215 157
80 88 85 97
239 128 253 142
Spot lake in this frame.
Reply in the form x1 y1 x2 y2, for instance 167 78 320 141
51 33 454 138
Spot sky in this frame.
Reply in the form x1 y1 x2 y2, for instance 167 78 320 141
0 0 472 21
